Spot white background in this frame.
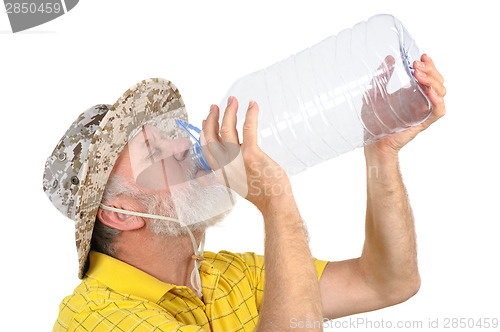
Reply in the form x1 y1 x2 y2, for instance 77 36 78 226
1 1 499 331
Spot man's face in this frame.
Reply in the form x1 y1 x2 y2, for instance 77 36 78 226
127 125 216 192
109 124 236 234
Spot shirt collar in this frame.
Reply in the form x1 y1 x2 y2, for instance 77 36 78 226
86 251 175 303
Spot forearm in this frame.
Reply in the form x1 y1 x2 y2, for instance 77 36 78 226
257 194 323 331
361 150 420 299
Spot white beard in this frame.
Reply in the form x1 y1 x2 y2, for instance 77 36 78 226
143 171 237 237
103 163 236 237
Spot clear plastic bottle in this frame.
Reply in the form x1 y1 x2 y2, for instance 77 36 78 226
217 14 432 177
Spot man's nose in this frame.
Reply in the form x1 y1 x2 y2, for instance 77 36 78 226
172 138 192 161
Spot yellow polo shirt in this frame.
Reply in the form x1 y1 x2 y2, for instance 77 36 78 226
54 250 329 331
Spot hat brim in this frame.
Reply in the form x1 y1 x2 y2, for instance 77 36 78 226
73 78 189 279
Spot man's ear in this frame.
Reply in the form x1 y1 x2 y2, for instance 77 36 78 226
97 207 145 231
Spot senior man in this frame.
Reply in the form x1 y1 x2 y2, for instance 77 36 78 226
44 54 446 331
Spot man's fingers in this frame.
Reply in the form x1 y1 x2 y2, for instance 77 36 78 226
242 100 259 150
200 104 224 170
414 63 444 87
368 55 396 100
414 69 446 96
422 53 436 68
428 87 446 117
414 56 447 97
414 87 446 132
220 96 240 144
204 104 221 141
410 54 446 132
414 54 445 85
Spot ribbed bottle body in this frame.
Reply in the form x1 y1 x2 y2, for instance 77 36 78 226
219 14 432 176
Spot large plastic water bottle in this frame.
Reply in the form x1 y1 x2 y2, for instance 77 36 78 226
217 14 432 177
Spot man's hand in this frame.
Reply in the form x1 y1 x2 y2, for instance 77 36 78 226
203 97 323 330
201 97 293 213
365 53 447 159
319 53 445 319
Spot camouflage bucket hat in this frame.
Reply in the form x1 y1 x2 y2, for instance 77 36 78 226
43 78 189 278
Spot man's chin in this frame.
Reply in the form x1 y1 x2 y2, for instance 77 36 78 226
186 207 233 230
194 170 221 187
149 208 233 237
150 178 237 237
